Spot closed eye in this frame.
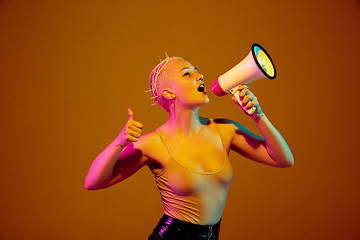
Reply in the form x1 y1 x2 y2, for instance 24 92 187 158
181 67 198 77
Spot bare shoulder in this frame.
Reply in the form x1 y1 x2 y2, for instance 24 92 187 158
213 117 264 146
132 128 170 174
133 130 163 154
211 117 262 146
134 129 169 159
212 117 251 134
212 118 239 132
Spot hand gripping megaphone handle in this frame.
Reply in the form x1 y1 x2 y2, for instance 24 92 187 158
230 86 256 115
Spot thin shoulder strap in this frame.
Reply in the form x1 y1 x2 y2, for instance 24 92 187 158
211 119 226 149
155 131 172 157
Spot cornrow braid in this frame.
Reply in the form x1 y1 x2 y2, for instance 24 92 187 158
149 57 170 105
148 56 183 111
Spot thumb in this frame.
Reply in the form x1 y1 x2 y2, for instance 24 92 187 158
127 108 134 120
231 96 241 106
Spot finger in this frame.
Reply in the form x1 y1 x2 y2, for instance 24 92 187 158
231 96 241 106
247 107 256 115
238 84 249 89
239 87 249 98
128 122 143 133
133 120 143 129
244 100 254 110
242 94 251 105
128 120 143 130
127 128 142 138
127 108 134 121
126 134 139 143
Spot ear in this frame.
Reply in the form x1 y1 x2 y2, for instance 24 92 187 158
162 88 175 100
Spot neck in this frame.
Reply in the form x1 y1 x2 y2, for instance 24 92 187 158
166 105 201 136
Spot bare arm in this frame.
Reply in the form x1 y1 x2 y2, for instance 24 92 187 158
253 114 293 167
84 108 145 190
228 85 294 167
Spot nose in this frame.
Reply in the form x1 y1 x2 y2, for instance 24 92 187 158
197 74 204 81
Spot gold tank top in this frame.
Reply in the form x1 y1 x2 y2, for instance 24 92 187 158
154 121 234 225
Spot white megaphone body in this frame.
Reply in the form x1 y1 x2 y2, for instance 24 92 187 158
211 43 277 114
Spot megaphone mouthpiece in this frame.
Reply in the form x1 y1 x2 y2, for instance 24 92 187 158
211 76 227 96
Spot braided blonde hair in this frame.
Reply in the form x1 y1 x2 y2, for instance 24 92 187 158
149 56 183 112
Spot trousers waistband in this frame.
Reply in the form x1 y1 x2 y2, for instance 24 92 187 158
161 214 221 238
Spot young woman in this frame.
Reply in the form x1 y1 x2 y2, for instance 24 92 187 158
85 57 294 240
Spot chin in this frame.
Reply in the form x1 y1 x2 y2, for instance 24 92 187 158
186 96 210 109
199 98 210 107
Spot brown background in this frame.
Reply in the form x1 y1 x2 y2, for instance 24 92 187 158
1 0 360 239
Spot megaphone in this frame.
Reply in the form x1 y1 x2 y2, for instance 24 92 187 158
211 43 276 114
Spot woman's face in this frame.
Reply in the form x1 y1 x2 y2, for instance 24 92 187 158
164 58 209 109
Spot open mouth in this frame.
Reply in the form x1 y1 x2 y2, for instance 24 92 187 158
197 83 206 92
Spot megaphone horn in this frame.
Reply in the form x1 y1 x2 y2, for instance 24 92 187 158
210 43 277 114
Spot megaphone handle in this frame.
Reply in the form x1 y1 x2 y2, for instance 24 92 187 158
231 88 256 115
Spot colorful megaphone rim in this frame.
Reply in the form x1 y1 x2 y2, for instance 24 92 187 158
251 43 277 80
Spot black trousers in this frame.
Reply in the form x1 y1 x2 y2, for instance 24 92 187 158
148 214 221 240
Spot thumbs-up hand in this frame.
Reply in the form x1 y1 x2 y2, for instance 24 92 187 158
117 108 143 147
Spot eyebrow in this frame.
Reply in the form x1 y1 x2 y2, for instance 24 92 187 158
181 67 198 72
